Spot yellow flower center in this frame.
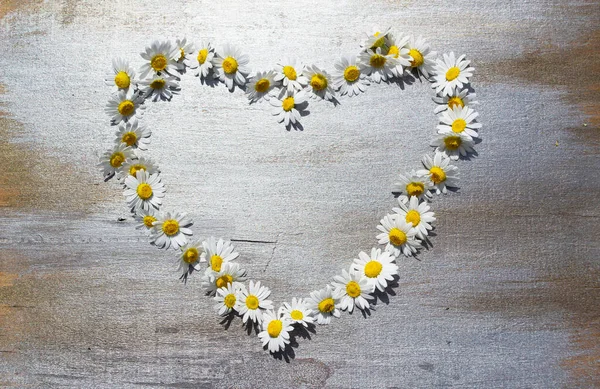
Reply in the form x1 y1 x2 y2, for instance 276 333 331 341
283 65 297 80
369 54 387 68
114 71 131 89
409 49 424 67
430 166 447 184
290 309 303 321
451 118 467 133
446 66 460 81
444 136 462 150
143 215 156 228
254 78 270 93
267 320 283 338
371 32 386 49
224 293 236 308
222 56 238 74
215 274 233 289
109 152 125 168
310 74 327 91
150 54 168 72
343 66 360 82
405 210 421 226
346 281 361 298
179 48 185 61
129 164 146 176
197 48 208 64
406 182 425 197
211 255 223 272
161 219 179 236
246 295 259 310
121 131 137 146
389 228 407 246
318 298 335 313
447 96 464 109
387 45 399 58
117 100 135 117
183 247 199 264
136 183 153 200
150 79 165 90
282 97 295 112
364 260 383 278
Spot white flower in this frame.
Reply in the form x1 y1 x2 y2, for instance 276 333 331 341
274 58 308 93
307 285 341 325
194 40 215 80
392 170 434 201
123 170 165 213
270 90 308 129
392 196 436 239
238 280 274 324
150 211 193 250
385 32 412 77
358 47 397 83
278 297 314 327
114 119 151 150
405 36 437 78
134 207 158 232
213 44 250 91
201 237 240 274
332 55 369 97
352 248 398 292
433 87 478 114
98 143 135 179
331 268 374 312
176 240 205 281
361 27 391 51
105 89 145 124
138 74 180 102
214 282 245 316
437 105 481 140
246 70 278 102
376 215 421 257
139 40 179 78
303 65 336 101
117 156 160 183
258 310 294 353
105 58 136 90
202 262 247 296
432 52 474 96
431 132 475 160
174 37 195 69
416 152 459 194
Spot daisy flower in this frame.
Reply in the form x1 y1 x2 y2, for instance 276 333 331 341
202 262 247 296
358 47 397 83
195 40 215 80
278 297 314 327
417 152 460 194
114 119 151 150
238 280 274 324
270 90 308 129
405 36 437 78
392 170 434 201
303 65 336 101
352 248 398 292
307 285 341 325
385 32 412 77
139 74 180 102
174 37 195 69
437 105 481 140
105 90 145 124
214 282 246 316
433 87 478 114
123 170 165 213
246 70 278 102
432 52 474 96
139 40 179 78
376 215 421 257
431 132 475 160
392 196 436 239
98 143 135 179
331 268 374 312
258 310 294 353
150 211 193 250
361 27 391 51
274 58 308 93
105 58 136 90
134 207 158 232
332 55 369 97
176 240 205 281
201 237 240 274
213 44 250 91
117 156 160 183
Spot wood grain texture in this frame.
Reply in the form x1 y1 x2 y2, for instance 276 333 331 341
0 0 599 388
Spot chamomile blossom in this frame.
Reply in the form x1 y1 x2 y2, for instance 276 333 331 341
307 285 341 325
114 119 151 150
385 33 412 77
331 268 374 312
238 280 274 324
195 41 215 80
376 215 421 257
432 52 474 96
202 262 247 296
431 132 475 160
174 37 195 69
139 40 179 78
123 170 165 213
274 58 308 93
139 74 180 102
105 89 145 124
214 282 245 316
332 55 369 97
358 47 397 83
433 87 478 114
201 237 240 274
417 152 460 194
352 248 398 292
270 90 308 129
150 211 193 250
278 298 314 327
392 170 434 201
134 207 158 232
405 36 437 78
246 70 278 102
176 240 205 281
98 143 135 179
303 65 336 101
117 156 160 183
361 27 391 51
105 58 136 90
258 310 294 353
437 105 481 140
213 44 250 91
392 196 436 239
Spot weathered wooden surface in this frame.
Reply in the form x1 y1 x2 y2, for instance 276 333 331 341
0 0 599 387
